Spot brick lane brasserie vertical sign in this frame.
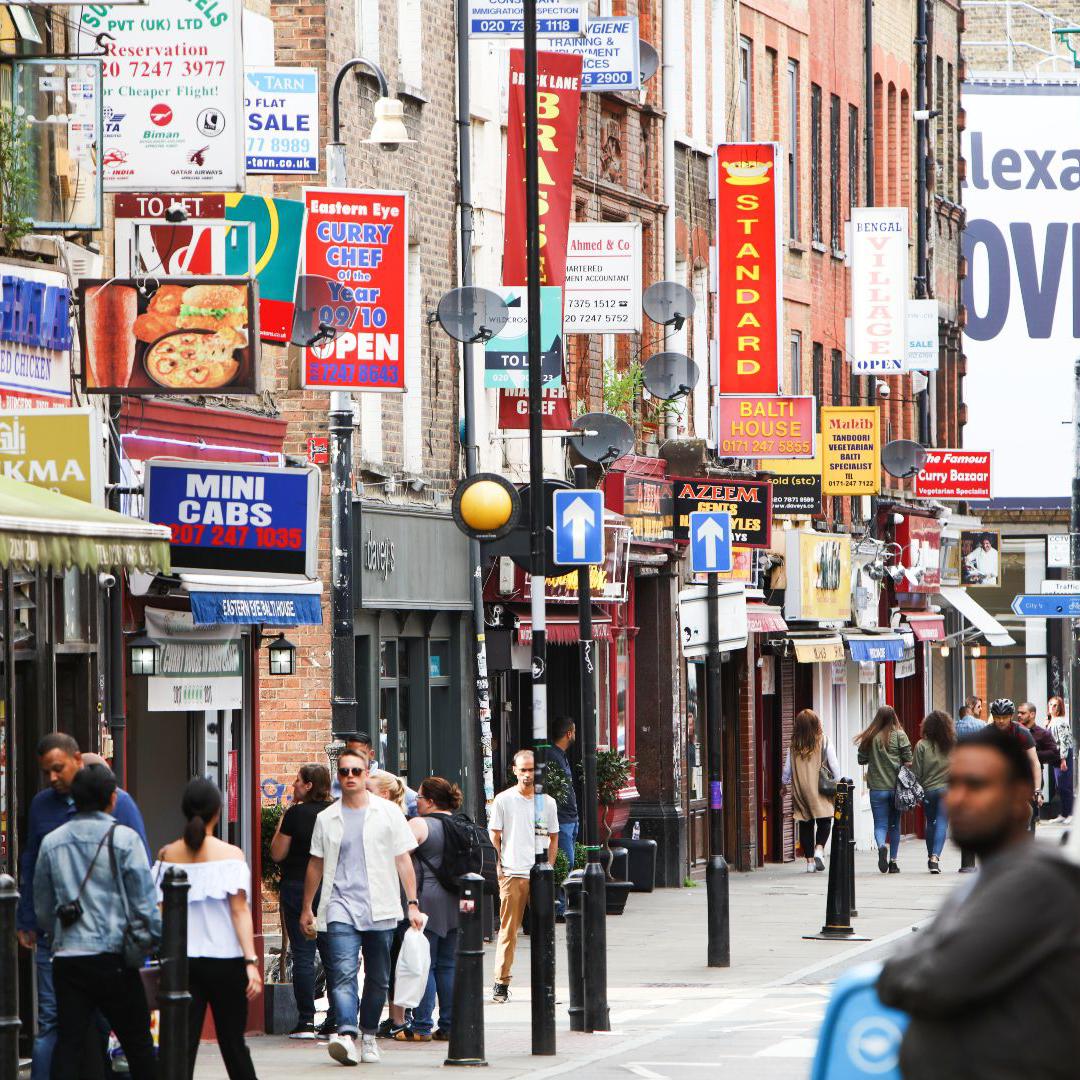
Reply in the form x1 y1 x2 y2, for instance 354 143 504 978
715 143 782 394
821 406 880 495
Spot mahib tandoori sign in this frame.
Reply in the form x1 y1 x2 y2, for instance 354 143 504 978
821 406 880 495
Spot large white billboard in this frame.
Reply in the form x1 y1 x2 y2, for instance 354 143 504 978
961 83 1080 503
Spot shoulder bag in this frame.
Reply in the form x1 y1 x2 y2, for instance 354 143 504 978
893 729 924 811
818 737 837 797
107 825 158 970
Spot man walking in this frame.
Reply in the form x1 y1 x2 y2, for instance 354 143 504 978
301 749 424 1067
1018 700 1059 820
488 750 559 1003
17 734 148 1080
877 725 1080 1079
548 717 579 916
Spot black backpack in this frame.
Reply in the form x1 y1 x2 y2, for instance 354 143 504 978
416 812 499 893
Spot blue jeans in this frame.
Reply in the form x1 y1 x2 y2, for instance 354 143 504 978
279 879 335 1025
31 937 57 1080
1056 750 1074 818
869 788 901 860
325 923 394 1037
922 787 948 858
555 821 578 915
410 928 457 1035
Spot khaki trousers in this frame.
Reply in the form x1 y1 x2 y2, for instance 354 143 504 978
494 875 531 984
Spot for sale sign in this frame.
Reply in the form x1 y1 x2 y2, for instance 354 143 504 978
914 449 992 500
245 67 319 174
302 189 408 392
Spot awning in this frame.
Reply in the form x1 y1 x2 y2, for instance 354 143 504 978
182 575 323 627
937 586 1016 647
847 634 905 662
512 605 613 646
792 637 844 663
901 612 946 642
0 476 171 574
747 604 788 634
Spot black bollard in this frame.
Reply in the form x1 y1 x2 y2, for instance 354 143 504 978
846 792 858 918
446 874 487 1067
0 875 19 1080
804 779 869 942
705 855 730 968
159 867 191 1080
582 853 610 1031
564 872 585 1032
529 859 556 1055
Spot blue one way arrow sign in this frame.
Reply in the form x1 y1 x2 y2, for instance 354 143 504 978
690 511 733 574
553 489 604 565
1012 594 1080 618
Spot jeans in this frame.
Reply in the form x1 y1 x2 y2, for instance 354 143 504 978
188 958 257 1080
279 878 335 1025
1056 750 1075 818
31 937 57 1080
411 927 457 1035
556 820 578 915
869 788 901 860
326 922 394 1036
922 786 949 858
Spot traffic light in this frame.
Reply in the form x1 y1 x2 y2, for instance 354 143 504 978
452 473 521 541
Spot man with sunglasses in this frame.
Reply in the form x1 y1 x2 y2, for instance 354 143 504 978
301 751 424 1067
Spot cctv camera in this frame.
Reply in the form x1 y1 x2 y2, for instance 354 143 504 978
98 572 117 590
875 381 891 399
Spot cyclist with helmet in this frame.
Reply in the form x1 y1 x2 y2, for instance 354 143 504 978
986 699 1042 830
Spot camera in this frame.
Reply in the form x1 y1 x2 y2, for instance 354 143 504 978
56 899 83 928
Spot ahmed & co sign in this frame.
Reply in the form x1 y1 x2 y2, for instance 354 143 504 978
715 143 782 394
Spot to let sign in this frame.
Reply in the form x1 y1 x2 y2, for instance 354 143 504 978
716 395 814 458
673 477 772 549
914 449 992 500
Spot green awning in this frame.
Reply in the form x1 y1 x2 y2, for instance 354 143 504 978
0 476 171 574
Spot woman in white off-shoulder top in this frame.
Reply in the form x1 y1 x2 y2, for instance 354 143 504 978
154 779 260 1080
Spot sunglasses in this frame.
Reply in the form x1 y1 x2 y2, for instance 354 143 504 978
338 766 365 778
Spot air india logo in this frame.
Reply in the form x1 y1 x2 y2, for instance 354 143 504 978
719 159 773 186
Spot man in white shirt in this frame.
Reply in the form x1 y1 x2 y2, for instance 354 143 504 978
964 534 999 585
301 750 424 1067
488 750 559 1003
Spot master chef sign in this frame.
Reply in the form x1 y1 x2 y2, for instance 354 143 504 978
715 143 782 395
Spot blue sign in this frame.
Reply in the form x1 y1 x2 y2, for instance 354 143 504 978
190 591 322 627
1011 594 1080 618
145 460 320 578
553 489 604 565
467 0 588 37
848 637 905 662
245 68 320 174
689 511 733 573
546 17 641 91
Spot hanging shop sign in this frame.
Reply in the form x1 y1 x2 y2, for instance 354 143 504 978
467 0 588 37
538 520 631 603
893 514 942 594
914 449 992 501
759 436 823 516
79 277 259 395
563 221 642 333
847 635 905 663
784 530 852 623
302 188 408 391
78 0 245 191
673 477 772 549
484 286 564 389
503 49 583 287
622 474 675 545
940 536 962 586
906 298 939 371
960 528 1001 588
689 546 756 586
715 143 782 395
849 207 908 373
0 264 73 407
188 586 322 626
245 67 318 173
543 17 640 91
144 459 320 578
821 406 880 496
498 383 572 429
716 395 815 458
0 409 100 503
144 608 242 712
895 641 917 679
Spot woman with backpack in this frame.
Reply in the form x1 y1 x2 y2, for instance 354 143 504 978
782 709 841 872
914 711 954 874
856 705 913 874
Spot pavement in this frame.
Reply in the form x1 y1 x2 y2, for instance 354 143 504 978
191 825 1048 1080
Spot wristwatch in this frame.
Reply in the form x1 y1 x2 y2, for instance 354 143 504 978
407 899 420 907
244 957 259 966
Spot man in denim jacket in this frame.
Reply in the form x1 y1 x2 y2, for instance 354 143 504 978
33 764 160 1080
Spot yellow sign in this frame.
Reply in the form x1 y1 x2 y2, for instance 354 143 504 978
821 406 880 495
0 408 98 502
785 530 852 622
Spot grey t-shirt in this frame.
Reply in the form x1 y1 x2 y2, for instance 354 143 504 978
326 806 397 932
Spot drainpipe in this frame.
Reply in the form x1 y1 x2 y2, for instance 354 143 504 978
662 0 678 440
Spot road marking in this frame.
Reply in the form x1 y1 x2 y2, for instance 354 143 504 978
755 1037 818 1058
623 1066 669 1079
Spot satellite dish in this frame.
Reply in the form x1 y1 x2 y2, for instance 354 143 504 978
436 287 510 344
569 412 635 466
291 275 358 349
882 439 928 479
642 281 696 331
642 351 699 400
639 40 660 83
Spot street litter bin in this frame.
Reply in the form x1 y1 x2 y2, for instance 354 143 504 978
619 837 657 892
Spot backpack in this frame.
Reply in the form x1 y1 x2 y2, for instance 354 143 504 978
893 764 924 813
416 812 499 893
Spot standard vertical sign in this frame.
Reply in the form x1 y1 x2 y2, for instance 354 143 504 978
78 0 245 191
245 67 319 174
302 189 408 392
850 207 908 373
563 222 642 333
821 406 880 495
503 49 583 287
715 143 782 395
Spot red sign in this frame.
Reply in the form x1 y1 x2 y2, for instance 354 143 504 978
302 188 408 391
498 384 572 429
893 514 942 593
717 395 815 458
503 49 583 288
308 436 329 465
149 103 173 127
715 143 782 395
914 449 992 500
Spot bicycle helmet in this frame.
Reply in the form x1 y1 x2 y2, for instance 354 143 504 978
989 698 1015 717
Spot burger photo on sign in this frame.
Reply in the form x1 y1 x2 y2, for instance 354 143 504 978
79 277 258 395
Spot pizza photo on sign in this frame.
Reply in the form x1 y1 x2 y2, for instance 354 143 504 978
79 277 259 395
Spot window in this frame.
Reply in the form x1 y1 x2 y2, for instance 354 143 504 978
811 84 822 243
830 95 841 248
787 60 799 240
812 342 824 425
788 331 802 394
766 48 778 139
691 0 706 140
379 639 412 776
739 38 753 140
831 348 843 407
849 370 861 406
848 104 859 210
935 57 945 195
356 0 381 64
397 0 422 89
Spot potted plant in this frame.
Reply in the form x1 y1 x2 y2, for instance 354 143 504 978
592 750 635 915
260 802 298 1034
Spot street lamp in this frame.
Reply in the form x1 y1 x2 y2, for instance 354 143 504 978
326 58 412 738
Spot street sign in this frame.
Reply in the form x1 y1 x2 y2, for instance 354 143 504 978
1048 534 1072 569
553 489 604 565
1041 580 1080 594
689 511 733 574
1011 594 1080 618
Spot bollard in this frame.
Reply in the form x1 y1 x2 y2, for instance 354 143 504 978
846 792 858 918
529 859 556 1055
159 867 191 1080
582 853 610 1031
705 855 730 968
564 872 585 1032
446 874 487 1066
804 779 869 942
0 875 19 1080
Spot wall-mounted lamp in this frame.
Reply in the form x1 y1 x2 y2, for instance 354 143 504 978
129 631 159 676
266 634 298 676
940 645 951 658
970 645 982 659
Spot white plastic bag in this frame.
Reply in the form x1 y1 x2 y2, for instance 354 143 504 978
393 921 431 1008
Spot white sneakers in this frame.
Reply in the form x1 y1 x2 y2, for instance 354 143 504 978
327 1033 381 1066
360 1035 380 1063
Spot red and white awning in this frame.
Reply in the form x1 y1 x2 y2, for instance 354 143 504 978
901 611 946 642
746 604 788 634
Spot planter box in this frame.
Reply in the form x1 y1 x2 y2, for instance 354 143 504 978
605 880 633 915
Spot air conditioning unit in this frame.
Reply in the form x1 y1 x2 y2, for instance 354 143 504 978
61 242 104 284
